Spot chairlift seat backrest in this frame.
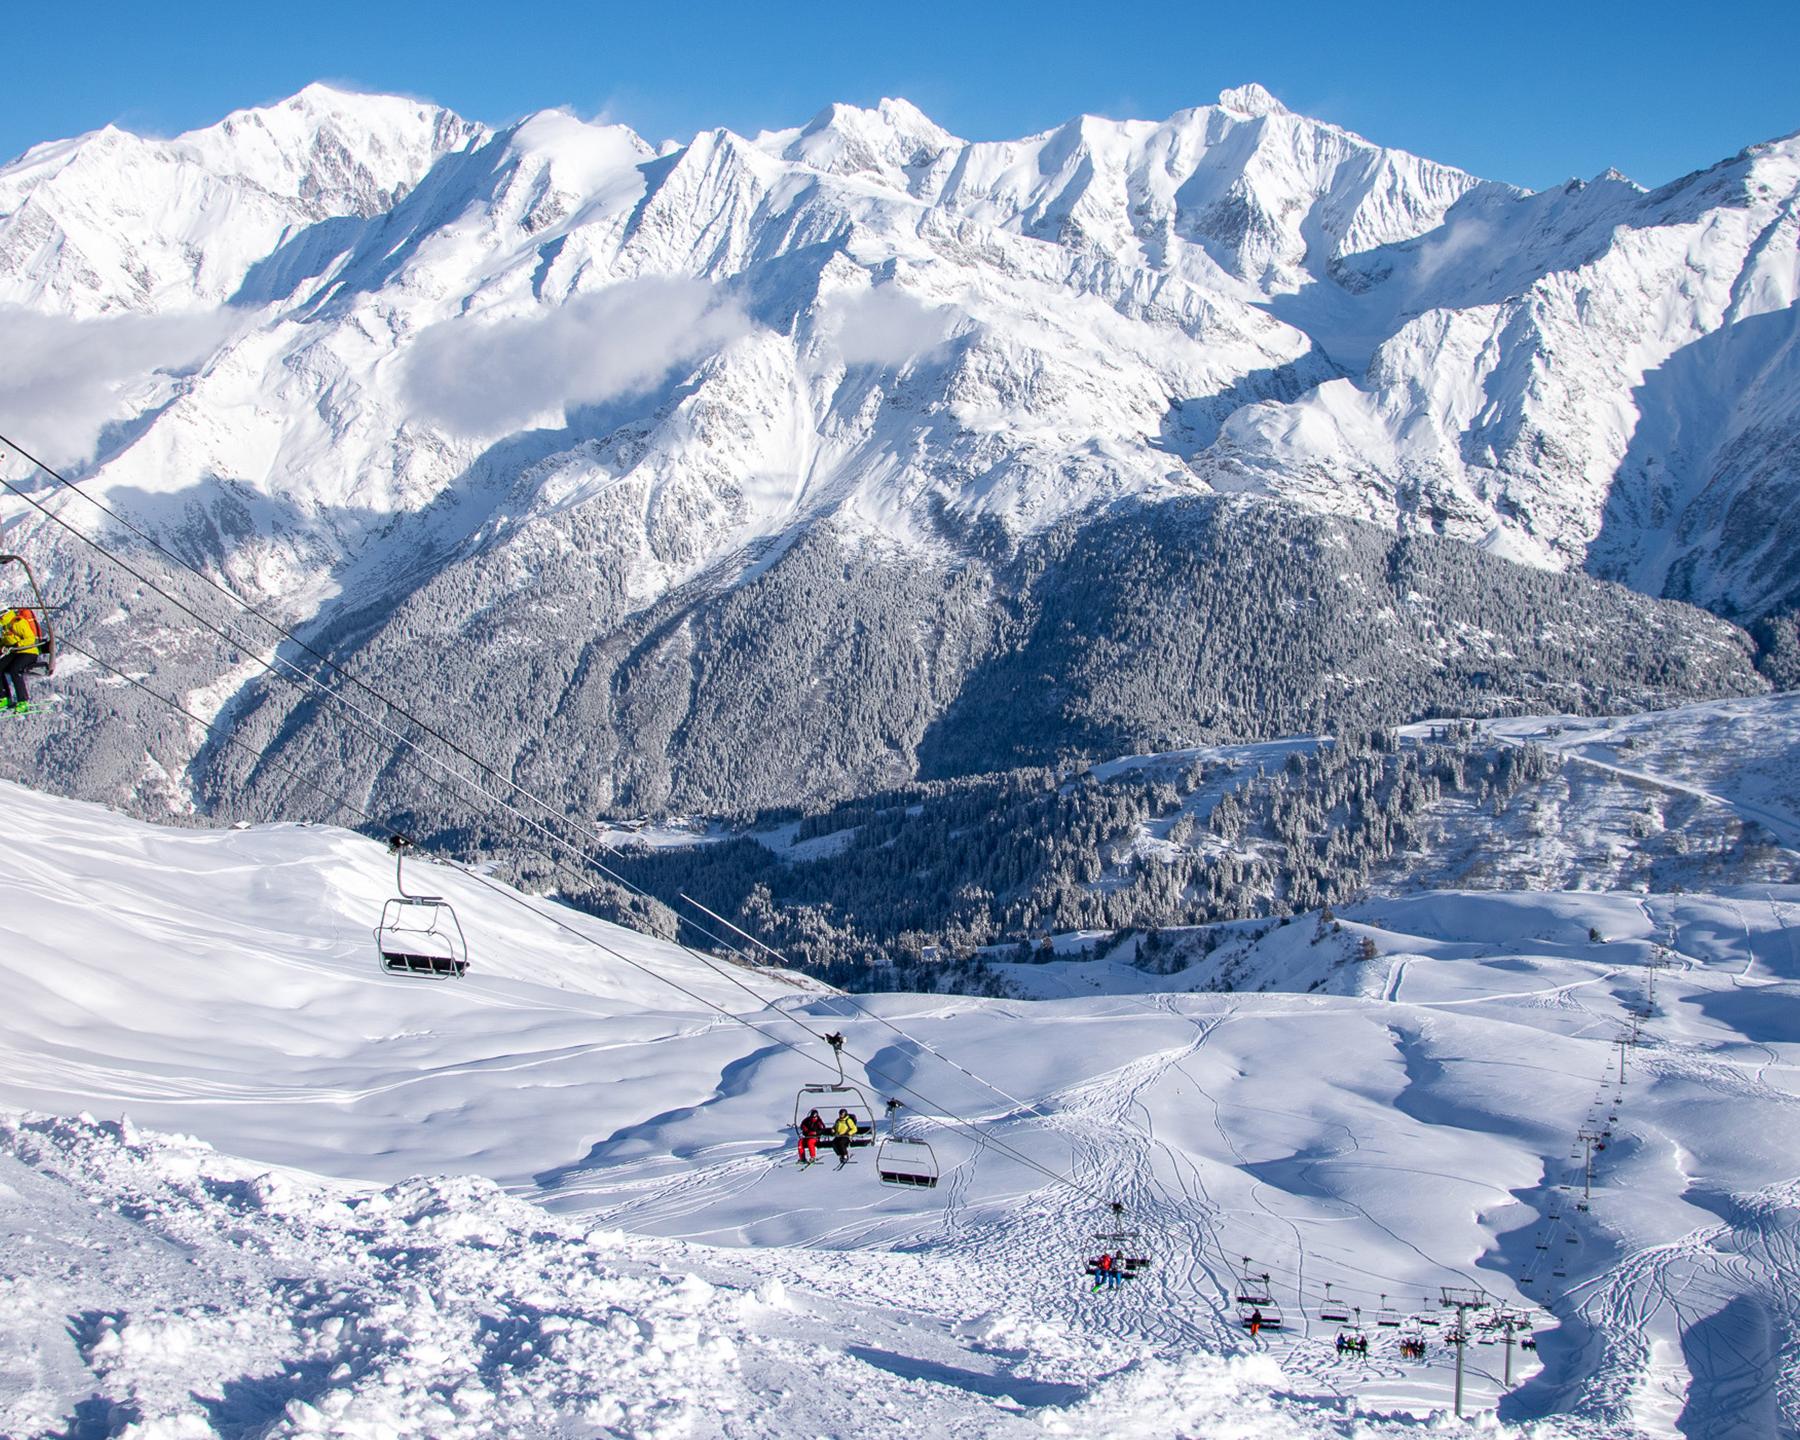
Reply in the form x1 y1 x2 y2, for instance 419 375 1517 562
375 895 469 979
1237 1301 1283 1328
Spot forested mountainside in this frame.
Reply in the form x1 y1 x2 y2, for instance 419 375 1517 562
561 696 1800 988
174 497 1759 828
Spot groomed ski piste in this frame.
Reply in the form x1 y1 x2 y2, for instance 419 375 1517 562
3 700 1799 1439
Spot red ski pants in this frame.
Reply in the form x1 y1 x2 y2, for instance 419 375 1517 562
797 1135 818 1162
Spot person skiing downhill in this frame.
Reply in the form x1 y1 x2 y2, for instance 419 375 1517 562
831 1108 859 1168
797 1108 825 1165
0 607 42 714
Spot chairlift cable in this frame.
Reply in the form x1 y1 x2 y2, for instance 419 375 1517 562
0 443 1137 1211
0 437 1080 1155
39 623 1109 1205
0 435 829 977
679 892 1060 1123
4 435 1535 1292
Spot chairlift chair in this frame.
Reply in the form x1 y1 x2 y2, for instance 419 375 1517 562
1235 1258 1282 1329
1089 1203 1151 1273
876 1137 939 1188
875 1100 939 1188
793 1033 875 1147
374 836 469 978
1318 1282 1351 1325
1375 1294 1401 1327
0 552 58 676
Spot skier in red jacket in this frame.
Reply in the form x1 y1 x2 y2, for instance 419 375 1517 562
796 1108 825 1165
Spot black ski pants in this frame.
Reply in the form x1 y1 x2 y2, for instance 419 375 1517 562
1 653 34 704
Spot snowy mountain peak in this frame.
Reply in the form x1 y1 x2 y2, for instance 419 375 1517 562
0 84 482 314
767 97 959 185
1216 82 1288 118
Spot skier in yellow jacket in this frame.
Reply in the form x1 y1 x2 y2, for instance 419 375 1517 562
0 608 42 714
830 1108 859 1169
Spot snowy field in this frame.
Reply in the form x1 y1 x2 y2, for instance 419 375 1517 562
3 721 1799 1436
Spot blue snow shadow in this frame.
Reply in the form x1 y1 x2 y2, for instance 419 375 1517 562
844 1346 1087 1407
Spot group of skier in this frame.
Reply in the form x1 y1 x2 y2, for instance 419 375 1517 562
795 1107 860 1169
1088 1251 1128 1290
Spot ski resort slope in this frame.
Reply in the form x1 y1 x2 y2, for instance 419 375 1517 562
3 779 1800 1437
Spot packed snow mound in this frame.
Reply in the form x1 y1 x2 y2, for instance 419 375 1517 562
4 773 1800 1434
3 1110 1580 1440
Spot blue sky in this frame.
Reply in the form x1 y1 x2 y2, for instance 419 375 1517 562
5 1 1795 189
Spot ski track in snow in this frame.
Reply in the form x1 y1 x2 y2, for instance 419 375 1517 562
2 770 1799 1436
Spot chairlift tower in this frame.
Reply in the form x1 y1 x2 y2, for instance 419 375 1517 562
1500 1308 1524 1387
1576 1128 1605 1205
1439 1287 1490 1419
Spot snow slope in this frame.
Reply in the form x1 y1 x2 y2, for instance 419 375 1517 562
4 777 1800 1436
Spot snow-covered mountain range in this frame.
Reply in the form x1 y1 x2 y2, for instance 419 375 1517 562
0 84 1793 816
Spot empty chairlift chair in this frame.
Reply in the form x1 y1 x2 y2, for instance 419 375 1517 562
1375 1294 1401 1328
876 1099 940 1189
1318 1282 1351 1325
374 836 469 979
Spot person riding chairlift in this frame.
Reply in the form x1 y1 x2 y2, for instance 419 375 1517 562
0 607 44 714
1090 1251 1123 1291
830 1108 859 1168
797 1107 825 1166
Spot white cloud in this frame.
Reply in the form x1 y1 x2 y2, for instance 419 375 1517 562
0 307 236 468
1413 216 1492 285
401 278 750 437
820 286 958 369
